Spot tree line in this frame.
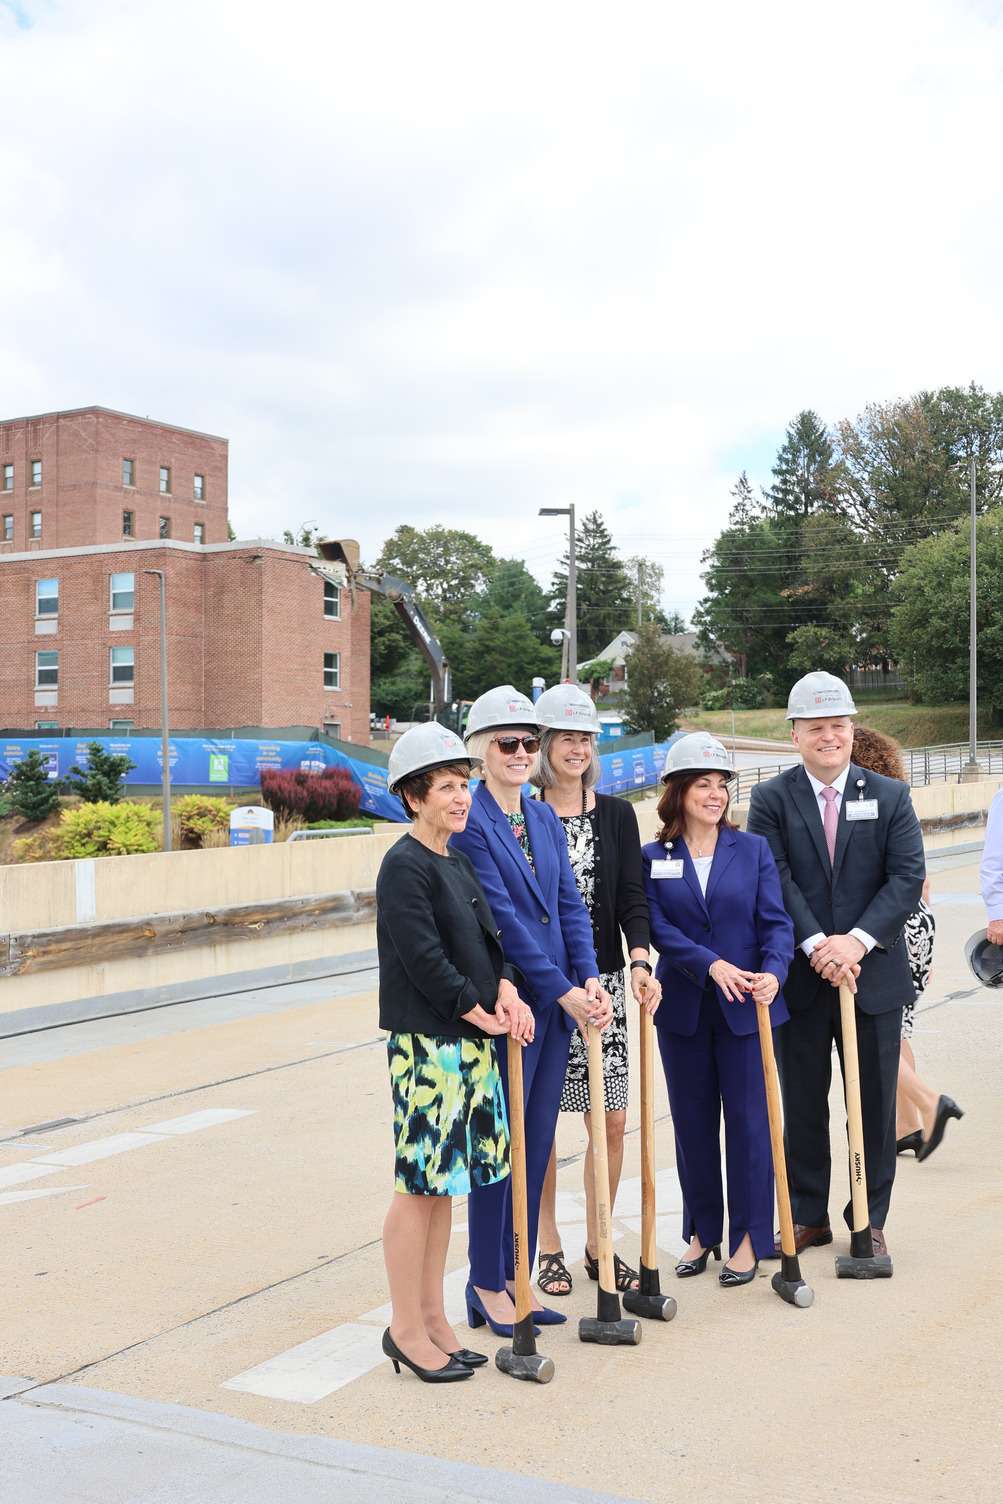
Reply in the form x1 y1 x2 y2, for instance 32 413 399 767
694 384 1003 716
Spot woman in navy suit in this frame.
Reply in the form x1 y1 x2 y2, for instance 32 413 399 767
642 734 794 1287
450 685 612 1335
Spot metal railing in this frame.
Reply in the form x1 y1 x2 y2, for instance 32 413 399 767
730 739 1003 804
287 826 373 841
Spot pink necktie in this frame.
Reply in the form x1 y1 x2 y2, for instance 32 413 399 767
821 785 839 863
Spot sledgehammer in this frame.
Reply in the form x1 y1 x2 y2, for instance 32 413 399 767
755 996 813 1308
579 1024 642 1348
495 1039 555 1384
834 982 893 1281
622 1005 677 1323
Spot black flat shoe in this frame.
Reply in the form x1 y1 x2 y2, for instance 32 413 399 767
916 1096 964 1162
675 1244 722 1278
896 1131 923 1156
382 1329 472 1382
450 1347 489 1368
719 1260 758 1288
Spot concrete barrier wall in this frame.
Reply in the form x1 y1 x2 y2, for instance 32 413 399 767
2 776 999 1023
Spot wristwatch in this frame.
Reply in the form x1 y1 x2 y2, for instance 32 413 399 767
629 959 653 975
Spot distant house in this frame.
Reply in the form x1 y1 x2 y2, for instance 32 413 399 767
583 629 728 696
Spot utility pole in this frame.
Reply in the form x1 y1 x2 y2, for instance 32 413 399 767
962 452 980 781
539 504 577 682
144 569 172 849
636 559 643 628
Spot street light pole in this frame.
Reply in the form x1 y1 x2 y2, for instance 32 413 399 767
539 504 577 683
963 453 980 781
144 569 171 849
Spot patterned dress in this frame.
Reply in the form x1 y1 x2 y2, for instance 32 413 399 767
556 809 629 1114
387 1032 509 1197
902 898 936 1040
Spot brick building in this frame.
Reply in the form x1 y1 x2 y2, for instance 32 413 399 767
0 408 371 741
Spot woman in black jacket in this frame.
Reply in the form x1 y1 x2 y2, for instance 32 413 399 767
532 687 661 1297
377 725 534 1384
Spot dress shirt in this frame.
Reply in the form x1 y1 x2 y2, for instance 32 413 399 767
982 788 1003 921
800 764 877 958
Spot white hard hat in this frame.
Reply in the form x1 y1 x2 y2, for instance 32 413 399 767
534 684 602 734
463 685 538 743
387 723 475 796
660 733 735 782
785 671 857 720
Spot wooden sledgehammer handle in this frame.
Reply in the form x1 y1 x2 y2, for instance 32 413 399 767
507 1039 532 1327
639 1005 657 1272
756 998 795 1259
838 981 870 1238
586 1022 616 1292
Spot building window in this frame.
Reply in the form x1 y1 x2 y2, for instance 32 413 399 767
109 719 134 731
122 458 135 487
35 577 59 616
110 571 135 611
2 463 12 491
30 460 42 487
35 721 59 730
158 515 171 538
3 514 12 542
30 510 42 539
323 580 341 619
194 522 205 544
159 465 171 494
35 650 59 688
194 473 205 501
122 509 134 537
323 651 340 690
110 646 135 685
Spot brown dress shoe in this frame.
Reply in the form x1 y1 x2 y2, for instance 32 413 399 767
870 1228 888 1257
766 1223 834 1259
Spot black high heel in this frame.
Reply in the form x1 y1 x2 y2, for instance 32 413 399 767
674 1244 722 1278
719 1260 758 1288
381 1328 473 1382
449 1347 489 1368
916 1096 964 1162
896 1130 923 1156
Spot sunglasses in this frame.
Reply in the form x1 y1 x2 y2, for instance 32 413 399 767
493 734 541 754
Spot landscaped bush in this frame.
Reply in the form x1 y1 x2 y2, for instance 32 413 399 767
259 766 361 823
14 801 161 862
173 794 234 849
701 676 770 712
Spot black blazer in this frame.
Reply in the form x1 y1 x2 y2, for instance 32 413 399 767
747 762 925 1016
536 791 650 972
376 833 518 1039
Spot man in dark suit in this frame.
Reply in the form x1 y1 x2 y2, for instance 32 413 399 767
747 672 925 1263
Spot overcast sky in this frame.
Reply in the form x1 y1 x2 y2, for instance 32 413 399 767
3 0 1002 618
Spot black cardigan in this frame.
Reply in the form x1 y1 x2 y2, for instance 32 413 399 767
539 792 651 973
376 833 519 1039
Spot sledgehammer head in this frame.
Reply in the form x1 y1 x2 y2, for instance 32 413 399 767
579 1287 642 1345
622 1262 677 1322
772 1252 814 1308
495 1348 555 1383
835 1228 893 1279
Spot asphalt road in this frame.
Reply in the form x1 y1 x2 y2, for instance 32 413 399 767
1 846 999 1503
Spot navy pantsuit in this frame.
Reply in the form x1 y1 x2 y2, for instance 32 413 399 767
642 828 795 1259
452 784 598 1291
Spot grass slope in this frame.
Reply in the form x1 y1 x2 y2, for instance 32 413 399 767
683 702 990 748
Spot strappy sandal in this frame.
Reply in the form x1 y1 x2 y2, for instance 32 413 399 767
584 1249 640 1293
536 1249 573 1297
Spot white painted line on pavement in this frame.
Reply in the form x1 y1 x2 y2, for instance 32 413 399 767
0 1185 89 1206
0 1164 65 1189
2 1109 258 1190
224 1323 387 1404
34 1132 164 1166
140 1109 256 1136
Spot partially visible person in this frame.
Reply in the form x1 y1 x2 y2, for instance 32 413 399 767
377 724 535 1383
982 786 1003 948
450 686 612 1336
643 734 794 1288
532 685 661 1299
850 725 962 1162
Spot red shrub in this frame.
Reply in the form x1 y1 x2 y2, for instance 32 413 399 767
259 766 362 822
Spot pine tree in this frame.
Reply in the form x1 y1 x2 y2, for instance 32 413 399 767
67 742 136 804
766 411 842 523
6 750 62 822
550 510 633 660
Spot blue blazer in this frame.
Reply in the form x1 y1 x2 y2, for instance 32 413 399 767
451 784 599 1027
642 826 794 1038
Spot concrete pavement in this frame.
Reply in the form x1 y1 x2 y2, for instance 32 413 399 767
1 846 1000 1502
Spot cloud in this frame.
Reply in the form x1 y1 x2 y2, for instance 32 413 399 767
2 0 1002 618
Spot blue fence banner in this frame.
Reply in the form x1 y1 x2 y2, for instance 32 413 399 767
0 731 685 825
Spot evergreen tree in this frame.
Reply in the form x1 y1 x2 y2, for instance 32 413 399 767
5 751 61 822
766 410 842 523
550 510 633 660
67 742 136 804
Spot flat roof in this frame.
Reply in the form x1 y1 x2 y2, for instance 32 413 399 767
0 405 227 443
0 538 314 565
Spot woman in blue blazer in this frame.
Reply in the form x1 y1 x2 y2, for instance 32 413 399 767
450 685 611 1335
642 735 794 1287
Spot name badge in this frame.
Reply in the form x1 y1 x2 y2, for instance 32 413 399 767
845 799 878 821
651 859 685 879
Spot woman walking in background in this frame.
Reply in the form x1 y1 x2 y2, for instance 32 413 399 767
850 726 963 1162
532 684 661 1299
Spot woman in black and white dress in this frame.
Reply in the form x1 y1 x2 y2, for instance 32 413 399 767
533 686 661 1296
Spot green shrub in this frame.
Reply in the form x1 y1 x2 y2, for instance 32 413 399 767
174 794 233 849
14 801 160 862
5 750 62 821
701 676 769 712
66 741 136 804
